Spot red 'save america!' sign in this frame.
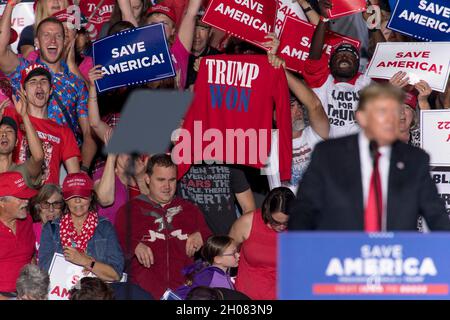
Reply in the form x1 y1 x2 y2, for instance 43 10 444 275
277 17 361 74
202 0 277 50
327 0 366 19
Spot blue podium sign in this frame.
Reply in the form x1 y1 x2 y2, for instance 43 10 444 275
279 232 450 299
92 23 175 92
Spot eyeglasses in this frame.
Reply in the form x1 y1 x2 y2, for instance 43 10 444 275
40 201 64 209
26 79 50 88
270 219 288 228
221 250 239 257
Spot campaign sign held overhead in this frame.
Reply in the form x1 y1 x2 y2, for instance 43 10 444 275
365 42 450 92
92 23 175 92
388 0 450 42
278 232 450 300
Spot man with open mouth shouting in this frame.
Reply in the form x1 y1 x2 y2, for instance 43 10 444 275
0 0 96 178
9 64 81 186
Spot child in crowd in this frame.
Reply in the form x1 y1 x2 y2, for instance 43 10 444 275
175 235 239 299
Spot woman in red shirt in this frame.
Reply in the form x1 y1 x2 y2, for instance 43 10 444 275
229 187 295 300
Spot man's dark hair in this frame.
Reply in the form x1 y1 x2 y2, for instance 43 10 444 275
108 21 135 36
36 17 65 38
186 286 223 300
69 277 114 300
357 83 405 112
146 153 176 176
23 69 52 87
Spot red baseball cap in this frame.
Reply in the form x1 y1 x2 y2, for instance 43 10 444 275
20 63 52 87
0 172 38 199
52 8 72 23
9 28 18 45
62 172 94 200
404 92 418 110
146 2 176 23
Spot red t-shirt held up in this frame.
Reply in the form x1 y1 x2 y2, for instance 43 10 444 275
176 54 292 181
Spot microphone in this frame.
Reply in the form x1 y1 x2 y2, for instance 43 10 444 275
369 140 378 165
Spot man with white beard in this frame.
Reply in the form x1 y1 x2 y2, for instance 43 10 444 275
267 72 329 194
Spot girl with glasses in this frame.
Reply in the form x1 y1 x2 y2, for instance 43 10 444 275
175 235 240 299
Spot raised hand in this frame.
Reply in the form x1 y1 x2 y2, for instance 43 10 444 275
389 71 410 89
267 53 286 69
0 99 11 118
88 65 104 88
415 80 432 100
12 89 28 117
318 0 333 18
261 32 280 54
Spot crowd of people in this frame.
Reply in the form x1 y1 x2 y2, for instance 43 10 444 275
0 0 449 300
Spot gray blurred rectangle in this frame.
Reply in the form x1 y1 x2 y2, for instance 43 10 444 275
104 89 192 155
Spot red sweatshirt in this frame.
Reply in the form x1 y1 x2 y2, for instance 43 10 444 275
114 195 211 299
176 54 292 181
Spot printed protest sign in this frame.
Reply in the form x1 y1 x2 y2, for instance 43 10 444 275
431 170 450 216
274 0 306 35
92 23 175 92
47 252 128 300
0 2 34 53
279 232 450 300
388 0 450 42
48 253 89 300
366 42 450 92
277 16 361 74
421 110 450 167
327 0 366 19
202 0 277 50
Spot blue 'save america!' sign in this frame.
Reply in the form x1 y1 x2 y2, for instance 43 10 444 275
278 232 450 299
92 23 175 92
388 0 450 42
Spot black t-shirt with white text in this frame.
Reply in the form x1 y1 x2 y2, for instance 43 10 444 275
178 165 250 235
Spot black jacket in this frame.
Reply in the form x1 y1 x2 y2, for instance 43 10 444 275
288 134 450 231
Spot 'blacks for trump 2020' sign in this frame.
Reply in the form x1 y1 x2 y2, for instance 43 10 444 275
92 23 175 92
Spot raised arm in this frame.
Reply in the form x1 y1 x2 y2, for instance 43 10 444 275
285 70 329 139
0 0 20 74
117 0 138 26
362 0 386 57
177 0 202 52
14 90 44 179
87 65 111 143
297 0 320 25
94 154 117 207
309 0 331 60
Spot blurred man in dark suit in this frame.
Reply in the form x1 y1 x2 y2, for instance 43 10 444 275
288 83 450 231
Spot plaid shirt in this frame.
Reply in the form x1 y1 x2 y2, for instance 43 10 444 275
8 58 88 145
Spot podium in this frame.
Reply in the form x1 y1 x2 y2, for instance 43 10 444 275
278 232 450 300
